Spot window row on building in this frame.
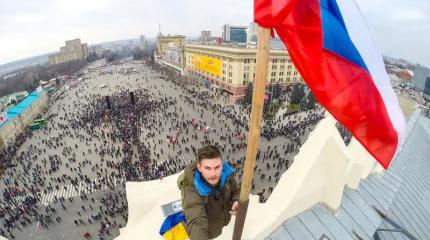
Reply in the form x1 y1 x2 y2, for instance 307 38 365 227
158 42 303 102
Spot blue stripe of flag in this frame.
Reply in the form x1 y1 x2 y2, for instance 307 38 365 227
320 0 369 72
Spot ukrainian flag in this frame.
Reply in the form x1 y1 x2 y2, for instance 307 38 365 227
159 211 189 240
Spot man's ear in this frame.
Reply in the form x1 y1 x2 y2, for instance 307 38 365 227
196 162 201 172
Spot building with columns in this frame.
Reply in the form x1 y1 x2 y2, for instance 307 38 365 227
184 44 303 102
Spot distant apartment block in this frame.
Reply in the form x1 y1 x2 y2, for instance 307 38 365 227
88 46 104 57
200 30 215 42
412 65 430 91
222 25 247 43
48 39 89 65
139 35 149 50
247 22 258 43
201 30 211 38
423 77 430 101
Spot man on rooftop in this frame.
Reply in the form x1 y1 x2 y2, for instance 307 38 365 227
178 145 241 239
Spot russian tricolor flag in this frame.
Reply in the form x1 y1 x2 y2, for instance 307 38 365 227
254 0 406 169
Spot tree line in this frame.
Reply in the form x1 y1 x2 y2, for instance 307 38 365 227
0 59 89 97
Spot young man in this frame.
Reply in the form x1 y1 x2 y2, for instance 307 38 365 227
179 145 241 240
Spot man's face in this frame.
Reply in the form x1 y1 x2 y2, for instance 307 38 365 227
197 157 222 186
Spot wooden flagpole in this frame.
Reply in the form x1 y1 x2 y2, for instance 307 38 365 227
232 26 271 240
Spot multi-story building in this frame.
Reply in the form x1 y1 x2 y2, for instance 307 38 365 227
200 30 215 43
0 88 48 151
49 39 89 65
162 43 185 75
184 44 302 102
139 35 149 50
88 46 104 57
247 22 259 43
412 65 430 91
222 25 247 43
156 35 186 57
423 77 430 101
201 31 211 38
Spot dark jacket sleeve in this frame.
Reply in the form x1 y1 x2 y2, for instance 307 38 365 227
183 186 209 240
230 177 241 203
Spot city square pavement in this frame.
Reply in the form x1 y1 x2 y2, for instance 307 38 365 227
0 59 324 239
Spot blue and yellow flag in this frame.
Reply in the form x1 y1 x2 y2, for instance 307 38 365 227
159 211 189 240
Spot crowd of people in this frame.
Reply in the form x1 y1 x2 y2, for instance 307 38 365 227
0 59 326 239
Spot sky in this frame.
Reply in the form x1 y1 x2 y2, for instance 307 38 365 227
0 0 429 67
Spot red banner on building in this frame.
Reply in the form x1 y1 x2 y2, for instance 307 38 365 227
0 112 8 125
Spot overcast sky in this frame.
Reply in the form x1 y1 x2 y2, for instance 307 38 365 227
0 0 429 67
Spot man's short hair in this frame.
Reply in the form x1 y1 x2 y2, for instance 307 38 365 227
197 145 222 162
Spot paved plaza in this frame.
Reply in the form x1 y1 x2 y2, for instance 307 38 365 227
0 59 324 239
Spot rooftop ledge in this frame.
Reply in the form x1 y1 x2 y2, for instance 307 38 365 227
115 110 401 240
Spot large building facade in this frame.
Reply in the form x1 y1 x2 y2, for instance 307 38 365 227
156 35 185 57
0 88 48 150
163 43 185 75
49 39 89 65
184 44 302 102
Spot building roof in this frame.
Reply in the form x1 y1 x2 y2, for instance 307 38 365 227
0 91 28 103
267 107 430 240
0 89 44 128
0 96 9 104
116 107 429 240
223 24 248 29
8 91 28 99
13 92 40 110
157 35 186 40
185 44 289 57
